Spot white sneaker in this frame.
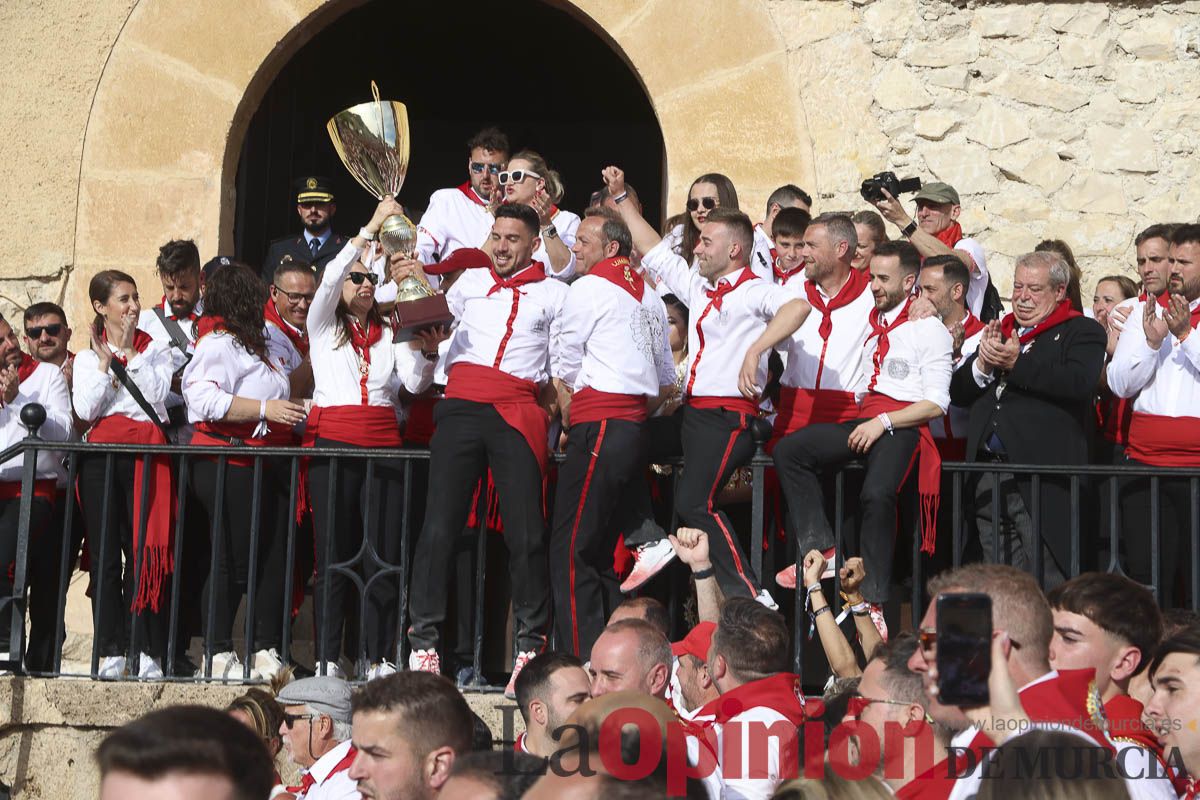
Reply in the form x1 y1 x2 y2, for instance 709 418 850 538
505 651 536 700
619 539 677 592
408 649 441 674
251 648 284 681
367 661 398 681
755 589 779 611
197 651 243 680
97 655 126 680
136 653 163 679
316 661 345 679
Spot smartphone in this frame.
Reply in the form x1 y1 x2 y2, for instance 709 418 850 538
936 593 992 706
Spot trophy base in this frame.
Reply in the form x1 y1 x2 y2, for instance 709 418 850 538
391 294 454 343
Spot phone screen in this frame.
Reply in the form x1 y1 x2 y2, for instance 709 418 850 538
936 593 992 706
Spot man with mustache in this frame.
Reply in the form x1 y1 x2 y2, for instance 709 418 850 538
264 176 349 280
949 250 1105 586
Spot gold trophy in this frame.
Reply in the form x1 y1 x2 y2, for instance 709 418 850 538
327 82 452 340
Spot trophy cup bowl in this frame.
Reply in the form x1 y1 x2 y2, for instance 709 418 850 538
328 83 453 342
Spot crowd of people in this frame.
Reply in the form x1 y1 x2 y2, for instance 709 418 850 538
94 558 1200 799
0 123 1197 718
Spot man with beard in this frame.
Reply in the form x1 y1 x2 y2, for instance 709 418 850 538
1108 223 1179 337
349 672 474 800
512 652 591 758
138 239 204 440
265 176 349 279
22 302 72 383
773 240 951 608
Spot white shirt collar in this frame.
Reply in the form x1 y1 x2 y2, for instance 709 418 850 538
306 739 353 785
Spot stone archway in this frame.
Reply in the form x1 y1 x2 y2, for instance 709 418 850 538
69 0 812 335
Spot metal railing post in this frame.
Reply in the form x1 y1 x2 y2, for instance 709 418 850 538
6 404 46 667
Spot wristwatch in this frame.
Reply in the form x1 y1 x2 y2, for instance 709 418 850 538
901 220 919 238
541 225 559 239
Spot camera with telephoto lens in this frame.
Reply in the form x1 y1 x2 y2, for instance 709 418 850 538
860 172 922 203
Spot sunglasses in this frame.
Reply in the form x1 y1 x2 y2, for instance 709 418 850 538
918 628 1021 657
846 695 914 718
347 272 378 286
498 169 541 186
26 324 63 339
686 197 718 212
470 162 502 175
273 288 315 304
282 712 314 730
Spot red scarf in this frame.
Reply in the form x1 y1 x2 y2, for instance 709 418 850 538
773 258 803 285
805 268 870 341
1018 669 1112 751
457 181 486 207
286 746 357 796
1139 290 1171 309
487 264 546 297
100 328 155 364
588 256 644 301
697 673 807 727
348 318 383 405
263 299 308 358
1104 694 1163 757
960 312 985 340
932 221 964 249
16 352 38 383
866 298 912 393
160 297 199 322
195 315 228 340
999 299 1082 344
702 267 756 311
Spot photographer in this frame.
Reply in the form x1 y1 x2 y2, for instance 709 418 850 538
869 180 998 320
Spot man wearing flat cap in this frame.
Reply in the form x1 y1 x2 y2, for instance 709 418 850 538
277 676 361 800
264 176 349 282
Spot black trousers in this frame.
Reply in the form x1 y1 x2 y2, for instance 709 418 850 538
192 456 289 653
309 437 403 665
550 419 649 660
676 406 761 600
408 399 548 653
773 418 918 603
78 455 166 658
0 495 51 663
1121 456 1189 601
25 489 84 672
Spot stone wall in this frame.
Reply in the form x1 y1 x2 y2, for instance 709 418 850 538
3 0 1198 331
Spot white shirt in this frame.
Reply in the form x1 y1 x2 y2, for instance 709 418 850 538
751 224 776 281
955 236 990 318
551 269 675 397
642 239 792 401
1108 297 1200 419
931 317 984 442
73 341 173 427
714 705 797 800
265 312 307 377
307 243 435 409
656 224 772 298
182 331 290 425
533 208 581 281
297 740 360 800
779 275 874 392
443 263 569 384
138 299 201 410
857 306 953 411
0 360 72 483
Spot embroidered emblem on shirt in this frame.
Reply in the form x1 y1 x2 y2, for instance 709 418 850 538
887 359 911 380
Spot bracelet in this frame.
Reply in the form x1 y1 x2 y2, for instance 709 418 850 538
813 606 832 620
849 602 871 616
692 566 715 580
878 412 894 433
359 227 378 241
805 583 823 598
901 220 918 238
613 191 629 204
259 399 267 421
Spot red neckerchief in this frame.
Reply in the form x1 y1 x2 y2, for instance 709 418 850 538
487 263 546 296
1138 290 1171 310
805 268 870 340
1018 669 1112 751
932 220 964 249
264 298 308 357
696 673 806 727
1104 694 1164 757
160 296 198 322
866 297 912 393
703 267 757 311
456 181 487 207
16 352 38 383
773 256 803 284
347 317 382 405
286 746 358 795
100 328 155 365
960 311 985 339
588 256 643 301
999 299 1082 344
194 315 228 340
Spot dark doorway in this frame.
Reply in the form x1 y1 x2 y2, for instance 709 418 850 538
233 0 665 267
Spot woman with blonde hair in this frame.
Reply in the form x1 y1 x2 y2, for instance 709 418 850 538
497 148 580 277
772 766 892 799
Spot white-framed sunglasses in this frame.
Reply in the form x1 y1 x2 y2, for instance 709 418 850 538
498 169 541 186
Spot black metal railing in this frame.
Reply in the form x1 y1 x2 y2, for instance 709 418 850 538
0 405 1195 689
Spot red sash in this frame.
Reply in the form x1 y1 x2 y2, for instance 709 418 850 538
859 394 940 555
1097 391 1133 447
773 387 858 437
1127 412 1200 467
0 479 57 503
688 395 759 418
999 299 1082 344
87 415 174 612
306 405 401 448
264 299 308 358
444 363 549 473
404 395 439 447
192 421 296 468
570 388 646 425
589 256 644 301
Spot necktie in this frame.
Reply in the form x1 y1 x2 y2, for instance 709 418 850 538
309 238 320 259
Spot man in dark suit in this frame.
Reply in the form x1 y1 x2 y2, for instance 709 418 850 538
263 176 348 281
950 250 1105 588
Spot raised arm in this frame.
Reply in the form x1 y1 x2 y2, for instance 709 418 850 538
602 167 663 258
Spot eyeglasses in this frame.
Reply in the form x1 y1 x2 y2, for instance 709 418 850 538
347 272 378 286
282 712 314 729
470 162 502 175
498 169 541 186
273 288 315 305
918 628 1021 657
25 324 63 339
686 197 718 212
847 694 915 717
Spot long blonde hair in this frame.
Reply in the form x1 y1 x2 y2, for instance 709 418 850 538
510 149 565 204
